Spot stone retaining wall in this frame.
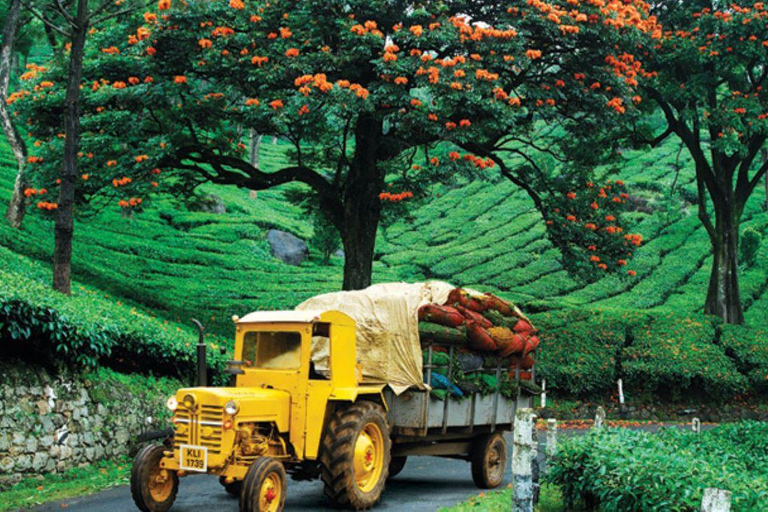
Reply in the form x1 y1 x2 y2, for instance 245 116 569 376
0 362 180 486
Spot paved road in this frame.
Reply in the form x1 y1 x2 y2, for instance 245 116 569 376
33 424 708 512
35 451 511 512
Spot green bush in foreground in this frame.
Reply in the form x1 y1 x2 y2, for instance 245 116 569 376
547 422 768 511
0 247 230 384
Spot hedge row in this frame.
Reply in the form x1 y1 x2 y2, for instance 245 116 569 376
533 309 763 400
547 422 768 511
0 252 230 385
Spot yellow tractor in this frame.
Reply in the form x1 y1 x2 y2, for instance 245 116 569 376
131 309 529 511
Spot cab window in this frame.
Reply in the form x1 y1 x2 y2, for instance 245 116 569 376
242 331 302 370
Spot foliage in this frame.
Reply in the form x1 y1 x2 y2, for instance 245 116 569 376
547 422 768 511
721 324 768 392
11 0 660 283
442 485 564 512
0 245 230 384
740 226 762 268
0 455 131 510
310 212 341 265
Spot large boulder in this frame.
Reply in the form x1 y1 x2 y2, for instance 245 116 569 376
267 230 308 266
188 194 227 214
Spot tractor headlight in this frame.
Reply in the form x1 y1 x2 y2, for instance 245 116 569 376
182 393 196 409
224 400 239 416
166 395 178 411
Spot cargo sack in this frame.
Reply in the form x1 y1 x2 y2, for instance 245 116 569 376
481 309 515 329
418 322 467 346
523 335 540 357
418 304 465 327
483 293 515 316
466 321 498 352
422 350 450 376
457 353 484 372
429 372 464 397
447 288 487 312
456 305 493 329
513 319 533 334
488 326 525 357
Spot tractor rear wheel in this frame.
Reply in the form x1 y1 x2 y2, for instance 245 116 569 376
320 401 391 509
471 432 507 489
130 444 179 512
240 457 286 512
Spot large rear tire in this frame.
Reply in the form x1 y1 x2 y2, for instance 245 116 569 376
240 457 286 512
471 432 507 489
130 444 179 512
320 401 391 509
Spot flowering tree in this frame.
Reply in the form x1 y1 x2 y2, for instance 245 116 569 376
631 0 768 323
15 0 655 290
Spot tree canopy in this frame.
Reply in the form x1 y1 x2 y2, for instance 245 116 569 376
13 0 658 288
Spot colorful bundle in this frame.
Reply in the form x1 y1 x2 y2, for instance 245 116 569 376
418 287 540 384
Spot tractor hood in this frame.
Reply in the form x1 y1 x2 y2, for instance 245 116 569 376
174 387 291 432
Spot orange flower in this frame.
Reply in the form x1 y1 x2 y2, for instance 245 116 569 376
590 255 601 263
107 160 117 167
394 77 408 85
251 56 268 66
112 81 127 89
143 12 157 22
199 38 213 49
270 99 284 109
298 104 309 115
410 98 422 107
526 49 542 60
135 155 149 163
157 0 170 10
285 48 299 57
229 0 244 9
146 47 157 56
174 75 187 84
280 27 292 38
627 270 637 277
459 119 471 127
81 174 89 180
245 98 260 106
410 25 423 37
128 76 140 85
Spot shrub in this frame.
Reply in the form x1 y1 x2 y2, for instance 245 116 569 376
547 422 768 511
721 324 768 392
0 249 230 384
621 314 746 400
740 227 762 268
310 213 341 265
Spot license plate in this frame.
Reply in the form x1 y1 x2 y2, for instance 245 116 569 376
179 445 208 472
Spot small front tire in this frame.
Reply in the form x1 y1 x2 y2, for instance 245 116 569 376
240 457 287 512
130 444 179 512
470 432 507 489
220 476 243 496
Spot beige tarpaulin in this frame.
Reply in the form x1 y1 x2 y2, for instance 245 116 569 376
296 281 455 394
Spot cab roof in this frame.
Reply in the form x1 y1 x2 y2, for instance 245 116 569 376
236 310 324 324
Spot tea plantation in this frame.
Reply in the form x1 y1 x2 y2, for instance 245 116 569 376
1 135 768 399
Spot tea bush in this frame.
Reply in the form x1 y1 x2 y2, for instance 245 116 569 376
721 324 768 393
547 422 768 511
0 246 230 384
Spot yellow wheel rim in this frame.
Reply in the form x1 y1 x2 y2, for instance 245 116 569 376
354 422 384 493
148 466 172 502
259 472 282 512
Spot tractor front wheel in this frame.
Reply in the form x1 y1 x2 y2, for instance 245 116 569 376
220 476 243 496
130 444 179 512
240 457 286 512
470 432 507 489
320 401 391 509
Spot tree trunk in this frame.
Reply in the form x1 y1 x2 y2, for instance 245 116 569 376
340 116 384 291
1 0 28 228
704 203 744 324
249 128 261 167
53 1 88 295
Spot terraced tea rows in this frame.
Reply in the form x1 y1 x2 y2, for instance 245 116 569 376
1 134 767 336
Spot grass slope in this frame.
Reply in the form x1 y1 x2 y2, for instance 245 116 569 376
1 135 767 339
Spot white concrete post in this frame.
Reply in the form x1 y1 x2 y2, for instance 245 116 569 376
692 417 701 434
540 379 547 408
546 418 557 458
701 488 732 512
512 408 537 512
617 379 625 404
594 406 606 430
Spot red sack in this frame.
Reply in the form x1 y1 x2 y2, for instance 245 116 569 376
456 305 493 329
484 293 514 316
519 371 533 381
466 321 498 352
509 355 535 371
513 320 533 334
447 288 487 312
489 327 525 357
418 304 465 327
523 335 540 357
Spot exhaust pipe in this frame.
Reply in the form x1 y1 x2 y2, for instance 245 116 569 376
191 319 207 387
